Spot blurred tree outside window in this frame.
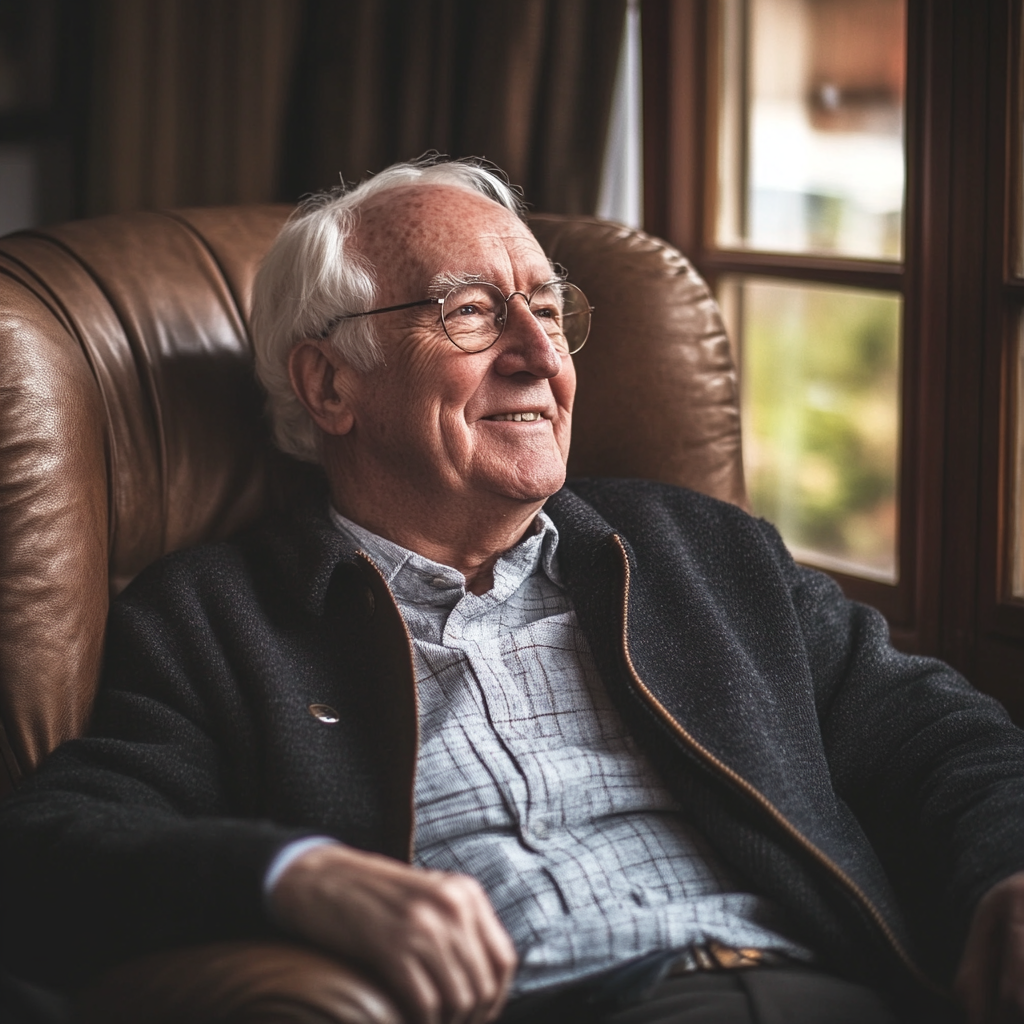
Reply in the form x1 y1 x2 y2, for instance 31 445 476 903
714 0 905 582
722 278 900 581
646 0 1024 705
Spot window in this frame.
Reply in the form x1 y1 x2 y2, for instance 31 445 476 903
643 0 1024 715
598 0 645 228
721 276 902 583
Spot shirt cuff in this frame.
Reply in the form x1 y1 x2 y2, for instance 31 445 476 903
263 835 339 917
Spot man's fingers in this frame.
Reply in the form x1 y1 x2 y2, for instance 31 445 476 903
956 872 1024 1024
956 945 993 1024
955 894 996 1024
380 952 444 1024
476 894 518 980
456 875 518 1022
419 875 513 1024
404 895 482 1024
472 917 517 1023
370 901 483 1024
272 847 516 1024
466 886 518 1021
995 913 1024 1022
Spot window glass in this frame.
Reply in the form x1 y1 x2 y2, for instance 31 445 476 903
720 277 901 581
716 0 906 260
597 0 643 228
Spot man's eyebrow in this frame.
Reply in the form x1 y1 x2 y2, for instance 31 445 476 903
427 271 482 297
426 263 568 298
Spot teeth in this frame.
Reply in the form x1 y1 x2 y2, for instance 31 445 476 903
491 412 542 422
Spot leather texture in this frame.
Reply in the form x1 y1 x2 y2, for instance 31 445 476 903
0 206 291 792
0 204 744 1022
528 214 746 509
76 941 402 1024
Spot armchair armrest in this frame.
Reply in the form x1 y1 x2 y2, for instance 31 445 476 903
76 941 402 1024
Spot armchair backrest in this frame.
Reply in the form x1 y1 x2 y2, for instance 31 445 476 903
0 206 744 795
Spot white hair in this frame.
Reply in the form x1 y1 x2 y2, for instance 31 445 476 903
250 155 526 463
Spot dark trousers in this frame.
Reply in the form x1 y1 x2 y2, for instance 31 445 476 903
500 966 957 1024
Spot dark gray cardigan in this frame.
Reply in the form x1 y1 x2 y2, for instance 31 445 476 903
2 480 1023 1009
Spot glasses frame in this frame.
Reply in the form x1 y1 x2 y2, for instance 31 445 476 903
321 279 593 354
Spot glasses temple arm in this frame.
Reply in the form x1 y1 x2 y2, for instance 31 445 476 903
319 297 443 338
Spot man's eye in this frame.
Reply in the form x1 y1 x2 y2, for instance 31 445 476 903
456 304 482 316
531 305 559 320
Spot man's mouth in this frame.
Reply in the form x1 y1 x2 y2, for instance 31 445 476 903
486 412 545 422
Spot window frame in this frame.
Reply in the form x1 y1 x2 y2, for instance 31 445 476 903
642 0 1024 716
975 0 1024 710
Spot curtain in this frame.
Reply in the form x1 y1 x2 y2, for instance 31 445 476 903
282 0 626 213
87 0 302 213
85 0 626 216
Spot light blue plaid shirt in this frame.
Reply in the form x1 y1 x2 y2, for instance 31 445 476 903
284 508 812 993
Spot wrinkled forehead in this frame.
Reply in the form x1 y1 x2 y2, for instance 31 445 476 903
355 184 550 302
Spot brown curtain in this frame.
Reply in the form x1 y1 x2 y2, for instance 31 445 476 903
84 0 625 216
281 0 626 213
86 0 302 213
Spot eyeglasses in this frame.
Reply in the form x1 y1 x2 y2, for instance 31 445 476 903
323 279 593 355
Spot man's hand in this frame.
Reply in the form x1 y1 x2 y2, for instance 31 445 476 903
955 872 1024 1023
270 844 518 1024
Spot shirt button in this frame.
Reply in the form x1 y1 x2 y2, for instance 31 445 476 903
530 819 549 840
431 576 449 589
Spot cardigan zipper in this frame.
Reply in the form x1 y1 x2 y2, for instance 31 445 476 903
610 534 938 994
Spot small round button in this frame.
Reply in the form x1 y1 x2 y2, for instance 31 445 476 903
531 819 549 840
308 703 340 724
431 576 449 589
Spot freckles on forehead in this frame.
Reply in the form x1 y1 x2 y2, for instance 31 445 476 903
359 190 438 255
356 195 435 292
355 185 544 301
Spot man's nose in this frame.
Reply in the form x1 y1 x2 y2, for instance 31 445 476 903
492 295 564 378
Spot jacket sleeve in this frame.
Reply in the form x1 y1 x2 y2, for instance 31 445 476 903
757 518 1024 971
0 562 316 990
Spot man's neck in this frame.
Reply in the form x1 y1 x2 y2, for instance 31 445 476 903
329 485 546 595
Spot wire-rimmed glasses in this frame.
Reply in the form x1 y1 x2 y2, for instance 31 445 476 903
323 279 593 355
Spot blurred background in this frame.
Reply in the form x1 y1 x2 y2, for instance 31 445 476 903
0 0 635 228
0 0 906 587
713 0 905 583
9 0 1022 701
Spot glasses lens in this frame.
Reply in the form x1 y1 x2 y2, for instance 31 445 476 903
441 282 506 352
528 281 591 354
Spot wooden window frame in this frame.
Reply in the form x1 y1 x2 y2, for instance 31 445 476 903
643 0 1024 717
976 0 1024 712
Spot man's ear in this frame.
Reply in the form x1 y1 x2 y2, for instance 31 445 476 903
288 340 358 436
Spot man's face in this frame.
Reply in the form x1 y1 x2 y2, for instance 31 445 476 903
338 185 576 509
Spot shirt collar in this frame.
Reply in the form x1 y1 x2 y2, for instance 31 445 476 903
328 506 563 605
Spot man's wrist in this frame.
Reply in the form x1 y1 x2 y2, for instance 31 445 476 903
263 836 339 919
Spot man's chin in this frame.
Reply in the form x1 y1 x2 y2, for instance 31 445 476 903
489 468 567 505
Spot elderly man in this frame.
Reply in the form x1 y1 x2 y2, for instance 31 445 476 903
2 157 1024 1024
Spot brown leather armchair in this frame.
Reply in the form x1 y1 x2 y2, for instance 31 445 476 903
0 206 745 1023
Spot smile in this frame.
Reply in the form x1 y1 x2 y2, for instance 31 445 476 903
486 412 545 422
